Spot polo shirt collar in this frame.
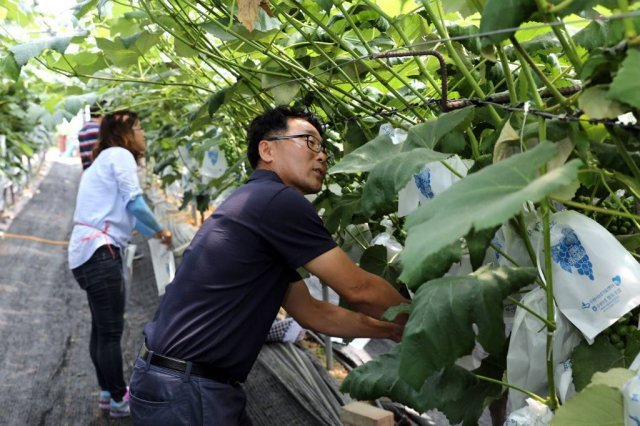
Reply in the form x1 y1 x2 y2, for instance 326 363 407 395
247 169 283 184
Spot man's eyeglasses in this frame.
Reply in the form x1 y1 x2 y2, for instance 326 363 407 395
266 134 328 154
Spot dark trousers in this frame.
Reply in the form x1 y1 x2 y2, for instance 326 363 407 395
129 355 252 425
72 245 127 401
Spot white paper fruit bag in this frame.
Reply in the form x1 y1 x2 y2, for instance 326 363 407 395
507 287 582 411
397 155 471 217
542 210 640 341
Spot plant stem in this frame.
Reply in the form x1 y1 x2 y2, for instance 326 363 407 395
608 129 640 181
541 197 559 411
553 197 640 221
507 296 555 329
475 374 548 404
497 45 518 105
516 212 538 267
533 0 583 73
618 0 638 40
361 0 443 96
510 37 567 106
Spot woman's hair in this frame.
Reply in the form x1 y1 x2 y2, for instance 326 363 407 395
246 105 324 169
92 110 142 162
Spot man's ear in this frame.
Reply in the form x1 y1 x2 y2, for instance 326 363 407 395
258 139 274 164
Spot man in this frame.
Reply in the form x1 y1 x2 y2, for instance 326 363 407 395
129 106 408 425
78 103 103 170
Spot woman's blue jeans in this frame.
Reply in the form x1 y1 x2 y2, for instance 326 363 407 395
72 245 127 401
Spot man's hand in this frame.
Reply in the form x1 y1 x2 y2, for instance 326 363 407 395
153 229 173 248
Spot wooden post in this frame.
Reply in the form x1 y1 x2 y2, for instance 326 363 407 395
340 402 394 426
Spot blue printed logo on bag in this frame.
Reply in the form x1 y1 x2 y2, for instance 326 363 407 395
551 228 594 280
414 167 434 199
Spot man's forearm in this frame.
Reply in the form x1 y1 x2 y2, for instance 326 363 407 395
300 299 403 342
350 272 409 320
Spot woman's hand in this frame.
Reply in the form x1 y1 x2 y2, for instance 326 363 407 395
153 230 173 248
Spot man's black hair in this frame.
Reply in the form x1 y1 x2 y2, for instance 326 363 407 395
246 105 324 169
89 100 107 118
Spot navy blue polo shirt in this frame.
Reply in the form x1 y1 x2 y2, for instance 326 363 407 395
143 169 337 381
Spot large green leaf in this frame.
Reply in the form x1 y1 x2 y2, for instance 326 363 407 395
341 345 504 425
400 143 582 287
402 107 475 152
361 148 451 215
479 0 537 47
329 133 400 174
551 384 623 426
572 331 640 392
9 35 77 66
399 266 536 390
609 49 640 109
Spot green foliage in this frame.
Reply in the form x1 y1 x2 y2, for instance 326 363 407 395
400 144 582 288
399 266 536 389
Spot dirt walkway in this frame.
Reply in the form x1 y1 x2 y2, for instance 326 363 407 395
0 159 153 425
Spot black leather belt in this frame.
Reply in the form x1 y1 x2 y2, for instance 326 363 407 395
140 343 239 385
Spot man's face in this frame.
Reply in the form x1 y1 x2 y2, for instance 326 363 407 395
267 118 328 194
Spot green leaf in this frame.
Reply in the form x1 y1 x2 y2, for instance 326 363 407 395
262 75 300 105
573 16 640 51
399 266 537 390
443 0 478 17
609 49 640 109
359 245 400 286
382 303 411 322
578 85 626 119
361 148 451 215
315 0 333 13
402 107 475 151
0 53 20 81
207 86 235 117
9 34 77 66
572 332 640 392
329 133 400 175
320 191 363 234
479 0 537 47
341 345 503 425
589 368 635 391
467 226 500 270
405 240 463 291
616 234 640 251
73 0 98 19
400 143 582 288
551 384 623 426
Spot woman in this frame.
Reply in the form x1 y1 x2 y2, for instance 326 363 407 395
68 111 172 418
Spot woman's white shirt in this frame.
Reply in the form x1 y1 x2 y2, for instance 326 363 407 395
68 147 142 269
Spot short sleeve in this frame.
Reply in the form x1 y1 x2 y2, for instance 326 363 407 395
260 187 337 269
111 148 143 204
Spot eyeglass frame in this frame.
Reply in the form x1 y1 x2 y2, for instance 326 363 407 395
265 134 329 154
